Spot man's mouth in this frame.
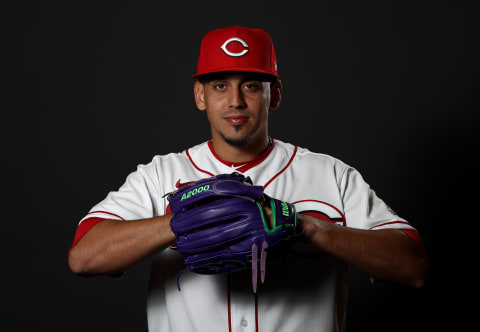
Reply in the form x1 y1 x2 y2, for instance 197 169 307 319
224 115 249 126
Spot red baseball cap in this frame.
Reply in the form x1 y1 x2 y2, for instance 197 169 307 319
193 26 279 78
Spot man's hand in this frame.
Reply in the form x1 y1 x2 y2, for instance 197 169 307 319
259 194 274 229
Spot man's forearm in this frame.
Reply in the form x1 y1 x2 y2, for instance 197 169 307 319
68 214 175 276
298 214 428 287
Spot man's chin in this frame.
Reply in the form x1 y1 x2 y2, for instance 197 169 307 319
220 132 251 148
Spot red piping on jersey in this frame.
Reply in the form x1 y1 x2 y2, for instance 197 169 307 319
186 148 215 177
369 221 410 230
207 139 275 173
263 145 298 189
86 210 125 221
292 199 347 227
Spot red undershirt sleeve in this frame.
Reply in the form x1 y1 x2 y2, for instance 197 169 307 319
69 217 106 252
399 229 426 258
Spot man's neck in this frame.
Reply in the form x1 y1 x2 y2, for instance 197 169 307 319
210 135 271 163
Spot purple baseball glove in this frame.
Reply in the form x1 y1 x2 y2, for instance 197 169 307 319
168 172 297 292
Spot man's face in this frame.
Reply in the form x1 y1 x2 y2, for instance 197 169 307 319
194 72 280 147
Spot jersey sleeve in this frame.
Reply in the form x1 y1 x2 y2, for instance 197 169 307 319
79 162 163 224
340 167 415 231
69 159 167 250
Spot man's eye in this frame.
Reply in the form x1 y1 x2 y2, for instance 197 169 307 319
244 83 260 91
214 83 226 90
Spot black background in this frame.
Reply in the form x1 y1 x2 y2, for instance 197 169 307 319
3 1 478 331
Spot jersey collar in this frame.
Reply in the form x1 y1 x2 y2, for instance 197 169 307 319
207 137 275 173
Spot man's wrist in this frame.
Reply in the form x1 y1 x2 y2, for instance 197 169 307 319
298 214 334 249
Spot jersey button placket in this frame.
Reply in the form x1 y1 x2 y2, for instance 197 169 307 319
230 276 256 332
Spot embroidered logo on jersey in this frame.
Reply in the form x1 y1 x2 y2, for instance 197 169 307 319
293 200 346 226
175 179 194 189
230 163 248 170
220 37 249 57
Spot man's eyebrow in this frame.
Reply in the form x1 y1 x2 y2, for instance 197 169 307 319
206 79 225 83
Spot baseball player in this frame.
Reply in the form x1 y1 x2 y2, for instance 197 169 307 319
68 26 427 332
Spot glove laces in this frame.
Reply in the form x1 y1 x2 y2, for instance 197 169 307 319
252 241 268 293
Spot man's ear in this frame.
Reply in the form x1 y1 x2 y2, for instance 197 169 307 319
269 79 282 110
194 81 206 111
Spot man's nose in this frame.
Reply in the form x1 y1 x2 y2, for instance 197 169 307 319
228 87 246 109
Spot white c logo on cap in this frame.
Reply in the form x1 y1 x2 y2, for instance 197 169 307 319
220 37 249 57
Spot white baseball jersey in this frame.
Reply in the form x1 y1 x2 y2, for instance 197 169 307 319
77 139 416 332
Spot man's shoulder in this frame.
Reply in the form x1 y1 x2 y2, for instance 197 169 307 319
137 141 209 173
274 139 349 169
149 141 208 162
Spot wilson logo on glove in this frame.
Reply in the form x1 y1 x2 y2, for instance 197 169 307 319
281 201 290 217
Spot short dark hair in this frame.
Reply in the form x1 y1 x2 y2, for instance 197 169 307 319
196 71 278 86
